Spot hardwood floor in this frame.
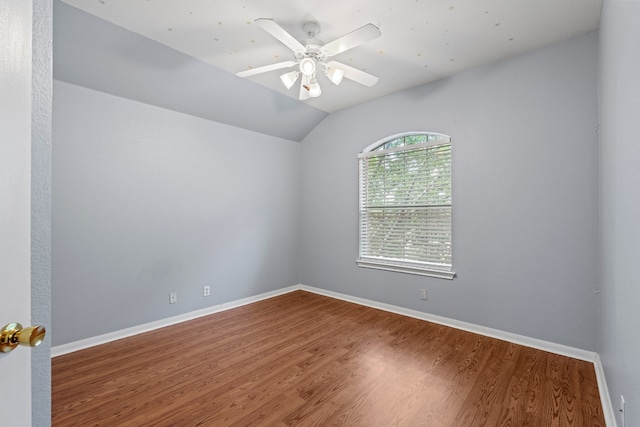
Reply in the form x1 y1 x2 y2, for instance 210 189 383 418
52 291 605 426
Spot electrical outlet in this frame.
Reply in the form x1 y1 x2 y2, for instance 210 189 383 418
620 395 625 426
169 292 177 304
420 289 428 300
203 285 211 297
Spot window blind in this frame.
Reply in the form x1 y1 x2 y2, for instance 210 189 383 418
358 140 452 276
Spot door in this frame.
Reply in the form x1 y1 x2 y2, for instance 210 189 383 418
0 1 35 425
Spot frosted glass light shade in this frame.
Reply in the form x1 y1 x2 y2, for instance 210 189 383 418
280 71 300 89
326 67 344 85
308 79 321 97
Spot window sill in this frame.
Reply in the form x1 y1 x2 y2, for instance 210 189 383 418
356 259 456 280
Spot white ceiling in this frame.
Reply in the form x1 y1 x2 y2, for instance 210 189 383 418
60 0 602 113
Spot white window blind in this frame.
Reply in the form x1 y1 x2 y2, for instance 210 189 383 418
357 133 454 279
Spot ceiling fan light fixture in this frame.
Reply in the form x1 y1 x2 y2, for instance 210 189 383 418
326 67 345 85
308 79 322 97
299 57 316 76
280 70 300 89
238 19 382 102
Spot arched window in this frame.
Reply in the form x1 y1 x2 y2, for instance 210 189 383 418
357 132 454 279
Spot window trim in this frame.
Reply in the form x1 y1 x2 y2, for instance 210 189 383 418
356 258 456 279
357 131 456 280
358 131 451 158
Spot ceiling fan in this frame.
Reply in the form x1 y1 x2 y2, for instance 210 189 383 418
236 18 381 100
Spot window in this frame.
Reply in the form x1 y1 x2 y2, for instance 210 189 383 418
357 132 454 279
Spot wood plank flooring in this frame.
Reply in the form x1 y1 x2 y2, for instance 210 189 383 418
52 291 605 426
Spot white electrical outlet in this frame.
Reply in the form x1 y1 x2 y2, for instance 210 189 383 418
420 289 428 300
620 395 625 426
169 292 177 304
203 285 211 297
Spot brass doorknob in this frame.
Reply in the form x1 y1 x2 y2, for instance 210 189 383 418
0 323 46 353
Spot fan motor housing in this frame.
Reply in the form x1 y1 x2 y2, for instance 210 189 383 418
302 21 320 38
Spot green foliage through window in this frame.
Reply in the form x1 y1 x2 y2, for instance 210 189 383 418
358 133 452 274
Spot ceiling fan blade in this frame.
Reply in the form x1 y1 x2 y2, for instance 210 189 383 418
325 61 379 87
236 60 298 78
299 74 311 100
255 18 306 55
320 23 381 57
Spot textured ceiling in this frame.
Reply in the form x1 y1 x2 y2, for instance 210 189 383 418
60 0 602 113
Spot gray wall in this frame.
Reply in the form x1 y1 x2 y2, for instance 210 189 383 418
599 0 640 425
52 81 301 345
300 32 600 351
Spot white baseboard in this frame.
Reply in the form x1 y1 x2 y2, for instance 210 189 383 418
298 284 597 362
51 285 299 357
53 283 597 361
52 283 613 426
594 353 618 427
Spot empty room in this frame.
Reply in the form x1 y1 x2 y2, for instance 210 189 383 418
2 0 639 426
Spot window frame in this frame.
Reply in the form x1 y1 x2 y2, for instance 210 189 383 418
357 131 455 280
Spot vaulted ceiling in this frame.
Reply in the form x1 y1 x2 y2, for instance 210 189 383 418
59 0 601 113
54 0 602 141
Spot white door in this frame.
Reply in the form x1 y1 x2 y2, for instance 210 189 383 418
0 1 35 425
